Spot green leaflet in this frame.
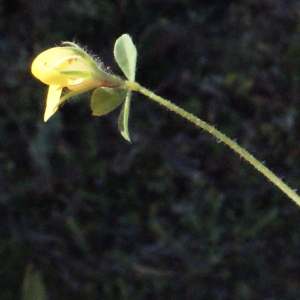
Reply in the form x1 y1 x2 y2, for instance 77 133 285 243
114 34 137 142
118 90 132 142
114 34 137 81
91 87 127 116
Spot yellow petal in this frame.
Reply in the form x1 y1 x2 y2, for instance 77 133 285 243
32 62 70 86
34 47 77 67
44 85 62 122
68 78 100 91
53 55 95 74
31 48 78 86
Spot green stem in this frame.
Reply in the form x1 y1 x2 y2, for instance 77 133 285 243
125 81 300 206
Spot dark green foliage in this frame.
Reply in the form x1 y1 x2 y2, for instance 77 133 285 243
1 0 300 298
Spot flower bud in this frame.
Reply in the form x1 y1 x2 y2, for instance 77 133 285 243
31 43 123 121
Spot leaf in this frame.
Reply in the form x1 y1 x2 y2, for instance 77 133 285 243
114 34 137 81
22 264 47 300
114 34 137 141
91 87 127 116
118 90 132 142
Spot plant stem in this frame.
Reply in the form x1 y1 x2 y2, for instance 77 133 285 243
125 81 300 206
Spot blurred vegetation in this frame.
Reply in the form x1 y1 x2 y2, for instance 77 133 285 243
1 0 300 299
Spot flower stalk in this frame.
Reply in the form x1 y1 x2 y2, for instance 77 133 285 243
125 81 300 207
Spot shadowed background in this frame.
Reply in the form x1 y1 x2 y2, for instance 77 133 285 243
1 0 300 299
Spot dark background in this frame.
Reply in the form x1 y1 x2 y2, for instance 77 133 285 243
1 0 300 299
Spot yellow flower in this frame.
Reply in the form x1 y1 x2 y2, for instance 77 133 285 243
31 43 122 121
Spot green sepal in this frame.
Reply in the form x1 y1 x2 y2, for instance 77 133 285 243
58 70 92 78
57 86 94 107
118 90 132 142
91 87 127 116
114 34 137 81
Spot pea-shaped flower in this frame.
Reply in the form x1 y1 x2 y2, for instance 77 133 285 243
31 42 123 121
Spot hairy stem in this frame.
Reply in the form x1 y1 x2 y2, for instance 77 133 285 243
125 81 300 206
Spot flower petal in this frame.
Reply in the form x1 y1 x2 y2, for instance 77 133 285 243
34 48 77 66
31 48 77 86
32 62 70 86
44 85 63 122
54 55 95 74
67 78 99 91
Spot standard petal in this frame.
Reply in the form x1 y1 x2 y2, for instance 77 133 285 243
31 61 70 86
31 48 77 86
44 85 63 122
31 49 96 86
34 47 77 66
54 55 95 74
